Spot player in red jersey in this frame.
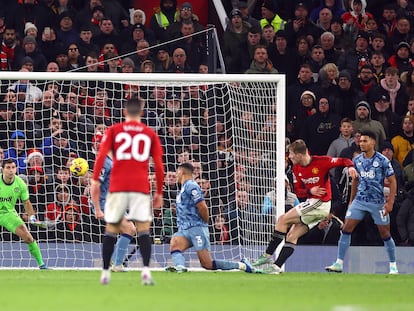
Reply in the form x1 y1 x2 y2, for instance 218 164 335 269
91 97 164 285
252 139 357 273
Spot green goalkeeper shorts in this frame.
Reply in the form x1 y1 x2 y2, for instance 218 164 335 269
0 211 25 234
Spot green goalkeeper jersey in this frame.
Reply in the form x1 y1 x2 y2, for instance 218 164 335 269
0 175 29 214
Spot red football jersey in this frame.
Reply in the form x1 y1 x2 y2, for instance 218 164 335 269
293 156 353 202
92 120 164 194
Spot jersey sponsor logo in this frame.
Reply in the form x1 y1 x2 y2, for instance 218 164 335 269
0 196 13 202
312 167 319 174
360 170 375 178
301 177 320 184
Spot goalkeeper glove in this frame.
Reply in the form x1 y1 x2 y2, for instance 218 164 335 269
29 215 37 223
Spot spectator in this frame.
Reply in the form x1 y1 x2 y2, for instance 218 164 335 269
370 32 390 62
355 64 377 103
7 68 42 105
352 100 386 150
329 70 366 120
167 47 193 73
287 64 321 120
54 46 71 71
15 103 42 148
379 66 408 116
154 47 172 73
0 102 16 149
245 45 278 74
23 22 38 42
288 90 317 140
26 165 47 221
129 39 153 71
19 35 46 71
337 31 371 78
387 41 413 75
0 26 25 71
284 2 323 48
370 91 401 140
320 31 341 64
259 0 285 33
262 24 275 45
388 15 412 50
380 141 404 191
370 51 387 85
222 9 250 73
4 130 28 174
377 4 397 38
268 30 300 84
310 0 345 22
92 17 122 51
78 24 100 58
167 2 204 40
316 7 333 32
149 0 179 43
317 62 339 103
45 183 72 228
300 97 341 155
327 117 355 158
309 45 326 81
67 42 84 70
87 5 106 37
41 130 74 169
170 20 207 73
329 15 354 53
391 115 414 166
341 0 373 33
55 11 80 48
238 1 260 30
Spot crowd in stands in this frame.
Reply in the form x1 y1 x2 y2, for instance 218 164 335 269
1 0 414 247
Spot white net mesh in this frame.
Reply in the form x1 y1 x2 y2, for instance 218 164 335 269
0 72 285 268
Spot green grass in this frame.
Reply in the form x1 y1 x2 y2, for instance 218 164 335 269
0 270 412 311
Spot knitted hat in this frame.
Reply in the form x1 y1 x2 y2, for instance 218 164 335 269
230 9 242 18
122 57 135 68
375 91 390 102
24 22 38 34
300 90 316 101
23 36 36 45
339 70 352 81
295 2 308 11
21 56 34 66
356 100 370 111
262 0 276 12
355 31 369 42
25 149 44 163
134 23 146 31
180 2 192 10
396 41 410 52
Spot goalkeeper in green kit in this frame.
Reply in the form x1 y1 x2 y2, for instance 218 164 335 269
0 159 48 269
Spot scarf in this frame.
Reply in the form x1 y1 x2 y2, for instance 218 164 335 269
380 79 400 112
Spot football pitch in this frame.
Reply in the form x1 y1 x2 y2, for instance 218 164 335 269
1 270 412 311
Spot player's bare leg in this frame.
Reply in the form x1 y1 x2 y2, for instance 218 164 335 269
377 223 398 274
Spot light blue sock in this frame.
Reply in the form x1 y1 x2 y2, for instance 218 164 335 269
213 260 239 270
338 231 351 261
112 234 133 266
383 236 396 262
171 250 185 267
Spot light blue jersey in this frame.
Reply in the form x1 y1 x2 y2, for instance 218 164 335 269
176 179 207 230
353 152 394 204
90 156 112 213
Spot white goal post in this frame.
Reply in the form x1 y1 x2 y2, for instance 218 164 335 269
0 72 286 269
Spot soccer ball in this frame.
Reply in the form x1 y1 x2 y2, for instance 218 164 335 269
70 158 89 177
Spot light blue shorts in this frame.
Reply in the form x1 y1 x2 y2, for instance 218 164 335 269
173 226 211 251
346 199 389 225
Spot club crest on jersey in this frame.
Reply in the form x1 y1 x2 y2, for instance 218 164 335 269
312 167 319 174
192 189 200 200
373 161 379 167
14 187 19 193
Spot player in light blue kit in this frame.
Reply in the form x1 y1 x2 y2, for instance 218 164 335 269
326 130 399 274
90 132 136 272
165 162 254 273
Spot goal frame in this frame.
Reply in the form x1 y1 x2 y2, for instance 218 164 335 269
0 72 286 268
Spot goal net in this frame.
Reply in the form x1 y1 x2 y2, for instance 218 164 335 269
0 72 285 269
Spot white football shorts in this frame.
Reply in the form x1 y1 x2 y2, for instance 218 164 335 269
104 192 152 223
